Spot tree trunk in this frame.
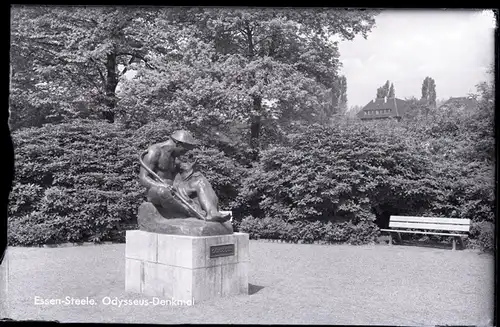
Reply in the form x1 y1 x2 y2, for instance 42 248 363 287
103 51 118 123
250 96 262 161
245 23 261 161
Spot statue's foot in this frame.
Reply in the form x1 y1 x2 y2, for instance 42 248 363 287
205 212 232 223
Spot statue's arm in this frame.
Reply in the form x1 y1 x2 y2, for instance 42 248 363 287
139 147 165 189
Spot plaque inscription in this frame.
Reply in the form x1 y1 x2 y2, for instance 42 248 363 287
210 244 235 258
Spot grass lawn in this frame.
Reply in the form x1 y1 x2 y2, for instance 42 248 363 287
1 241 494 325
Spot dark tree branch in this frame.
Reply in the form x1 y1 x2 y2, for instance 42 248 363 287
116 52 154 69
119 55 136 77
90 58 106 86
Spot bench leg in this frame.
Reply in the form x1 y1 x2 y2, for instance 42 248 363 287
395 232 402 245
452 237 456 251
388 233 392 246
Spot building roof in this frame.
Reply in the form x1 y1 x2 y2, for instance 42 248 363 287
438 97 478 111
357 97 408 120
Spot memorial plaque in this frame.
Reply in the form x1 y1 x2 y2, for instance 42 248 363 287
209 244 235 258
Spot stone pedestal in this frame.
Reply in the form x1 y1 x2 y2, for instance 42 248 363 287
125 230 249 302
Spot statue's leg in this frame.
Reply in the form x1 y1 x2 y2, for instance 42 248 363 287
147 186 191 218
191 176 230 222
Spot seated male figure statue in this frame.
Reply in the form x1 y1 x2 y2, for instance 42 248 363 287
139 130 231 223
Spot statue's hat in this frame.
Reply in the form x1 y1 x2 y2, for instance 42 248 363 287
171 130 200 146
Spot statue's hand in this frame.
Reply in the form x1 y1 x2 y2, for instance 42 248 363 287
156 185 172 200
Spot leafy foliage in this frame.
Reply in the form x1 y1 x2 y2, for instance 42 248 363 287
8 8 493 252
8 119 140 245
234 78 494 249
388 83 395 98
8 119 243 245
117 8 378 152
376 80 391 98
10 6 162 127
234 120 439 224
238 216 379 245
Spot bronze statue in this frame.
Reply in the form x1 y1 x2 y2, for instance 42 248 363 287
137 130 232 236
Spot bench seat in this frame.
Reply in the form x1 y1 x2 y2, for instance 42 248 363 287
379 229 468 237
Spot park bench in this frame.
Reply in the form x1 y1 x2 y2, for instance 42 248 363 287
380 215 471 250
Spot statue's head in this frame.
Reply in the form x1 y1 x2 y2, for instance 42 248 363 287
170 130 199 154
179 161 195 173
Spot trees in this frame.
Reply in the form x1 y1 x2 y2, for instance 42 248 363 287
388 83 395 98
118 8 378 159
421 76 437 108
376 80 391 98
335 75 348 114
403 97 429 119
326 75 348 115
10 6 160 128
10 7 378 160
375 80 396 99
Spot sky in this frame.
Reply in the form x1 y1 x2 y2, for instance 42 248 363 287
337 9 496 107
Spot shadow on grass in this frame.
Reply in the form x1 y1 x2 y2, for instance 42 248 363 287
248 283 265 295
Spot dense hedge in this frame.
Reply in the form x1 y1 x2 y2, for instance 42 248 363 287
232 102 494 250
8 119 242 245
238 216 379 245
8 94 495 252
8 120 140 245
232 120 439 243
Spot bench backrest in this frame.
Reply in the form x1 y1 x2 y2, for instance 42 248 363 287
389 216 471 232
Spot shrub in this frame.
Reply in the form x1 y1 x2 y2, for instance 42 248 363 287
346 221 379 245
238 215 379 245
8 183 44 217
9 119 141 245
477 222 495 253
9 212 58 246
9 118 244 246
234 112 493 249
470 221 495 253
238 216 261 239
234 121 437 225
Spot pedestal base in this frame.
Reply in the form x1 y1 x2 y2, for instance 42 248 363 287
125 230 249 303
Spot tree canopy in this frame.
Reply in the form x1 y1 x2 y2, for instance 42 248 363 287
10 6 379 157
421 76 437 108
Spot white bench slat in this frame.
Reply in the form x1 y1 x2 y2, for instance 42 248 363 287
388 221 470 232
390 216 470 225
380 229 467 237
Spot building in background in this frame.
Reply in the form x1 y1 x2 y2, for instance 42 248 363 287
356 96 409 121
438 96 479 111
